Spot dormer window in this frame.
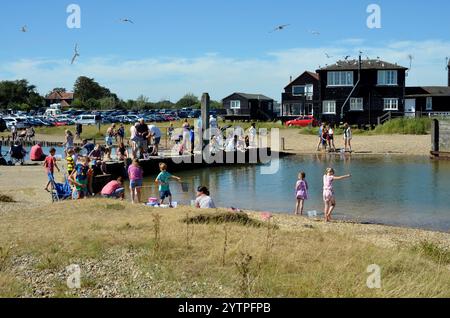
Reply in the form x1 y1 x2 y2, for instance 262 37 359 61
378 70 398 86
327 71 353 87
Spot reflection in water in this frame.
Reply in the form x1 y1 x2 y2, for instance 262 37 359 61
131 155 449 232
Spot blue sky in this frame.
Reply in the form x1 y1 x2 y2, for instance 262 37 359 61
0 0 449 101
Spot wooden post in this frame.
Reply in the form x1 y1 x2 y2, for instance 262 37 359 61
201 93 210 149
281 137 285 151
431 119 439 153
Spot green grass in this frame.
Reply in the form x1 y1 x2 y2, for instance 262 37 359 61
412 241 450 265
1 200 450 297
296 118 432 136
370 118 432 135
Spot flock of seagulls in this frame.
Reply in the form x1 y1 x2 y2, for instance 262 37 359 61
19 20 448 70
19 18 136 65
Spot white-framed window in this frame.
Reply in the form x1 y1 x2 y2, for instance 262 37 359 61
378 70 398 86
292 84 314 99
383 98 399 111
426 97 433 111
230 100 241 109
327 71 353 86
350 98 363 111
305 84 313 100
322 100 336 114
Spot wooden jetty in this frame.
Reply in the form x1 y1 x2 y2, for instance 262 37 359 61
430 119 450 160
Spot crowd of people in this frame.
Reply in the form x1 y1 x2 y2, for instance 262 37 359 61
2 117 357 218
317 122 352 153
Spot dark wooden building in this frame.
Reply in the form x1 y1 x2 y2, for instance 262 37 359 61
316 59 408 126
222 93 275 120
46 91 74 108
281 71 320 120
405 63 450 116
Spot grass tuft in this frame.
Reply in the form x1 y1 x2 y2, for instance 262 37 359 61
0 194 15 203
412 241 450 265
183 212 276 229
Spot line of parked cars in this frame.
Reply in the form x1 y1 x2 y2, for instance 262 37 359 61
0 108 211 132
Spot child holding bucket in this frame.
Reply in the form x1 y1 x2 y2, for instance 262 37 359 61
295 172 308 216
155 162 181 208
323 168 351 222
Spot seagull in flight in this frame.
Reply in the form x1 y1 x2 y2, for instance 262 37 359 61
71 44 80 65
407 54 414 69
120 18 134 24
270 24 290 33
344 55 351 60
20 25 28 33
325 53 333 59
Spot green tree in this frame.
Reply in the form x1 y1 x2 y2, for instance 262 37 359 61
136 95 149 110
0 79 44 109
71 98 84 109
49 87 67 94
73 76 115 103
176 93 199 109
85 98 100 110
99 96 117 110
210 100 224 110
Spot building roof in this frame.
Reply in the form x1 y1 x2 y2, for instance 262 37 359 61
223 92 274 101
317 59 408 71
284 71 319 89
406 86 450 97
46 91 74 100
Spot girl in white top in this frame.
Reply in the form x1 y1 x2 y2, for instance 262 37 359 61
343 123 352 152
327 125 336 152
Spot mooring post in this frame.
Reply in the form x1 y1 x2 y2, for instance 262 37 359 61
201 93 211 149
281 137 285 151
431 119 439 153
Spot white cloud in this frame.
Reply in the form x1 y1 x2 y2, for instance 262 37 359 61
0 39 449 102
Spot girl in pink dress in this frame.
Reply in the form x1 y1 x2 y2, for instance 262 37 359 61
323 168 351 222
295 172 308 216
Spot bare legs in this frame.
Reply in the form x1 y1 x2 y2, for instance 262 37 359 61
295 199 304 216
324 198 336 222
130 186 141 204
345 139 352 152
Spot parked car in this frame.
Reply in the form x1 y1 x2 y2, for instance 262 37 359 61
285 115 318 127
188 110 201 118
75 115 100 126
3 117 30 130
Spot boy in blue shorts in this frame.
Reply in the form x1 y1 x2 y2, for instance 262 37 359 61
155 162 181 208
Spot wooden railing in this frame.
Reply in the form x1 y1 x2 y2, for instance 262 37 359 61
377 112 392 125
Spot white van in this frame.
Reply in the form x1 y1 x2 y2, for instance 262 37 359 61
45 108 62 118
75 115 99 125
